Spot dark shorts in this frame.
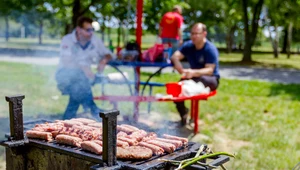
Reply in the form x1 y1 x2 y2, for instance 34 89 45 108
181 75 219 91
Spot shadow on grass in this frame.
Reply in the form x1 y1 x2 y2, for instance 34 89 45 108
140 72 163 77
220 61 299 70
268 83 300 101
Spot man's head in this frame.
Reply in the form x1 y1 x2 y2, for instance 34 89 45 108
190 23 207 45
173 5 182 14
76 16 94 41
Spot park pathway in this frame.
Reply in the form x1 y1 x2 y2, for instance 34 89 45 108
1 56 300 84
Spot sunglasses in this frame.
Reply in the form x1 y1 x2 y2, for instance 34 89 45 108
81 28 94 33
190 32 204 36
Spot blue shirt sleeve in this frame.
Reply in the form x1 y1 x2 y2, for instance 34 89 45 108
205 45 219 64
178 41 192 57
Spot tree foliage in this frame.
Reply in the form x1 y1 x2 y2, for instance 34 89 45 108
2 0 300 60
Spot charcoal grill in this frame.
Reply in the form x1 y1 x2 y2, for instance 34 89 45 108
0 95 230 170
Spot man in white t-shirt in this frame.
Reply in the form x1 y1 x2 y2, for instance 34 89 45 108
56 16 116 120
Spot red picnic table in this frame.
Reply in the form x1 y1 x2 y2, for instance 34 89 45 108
94 90 217 134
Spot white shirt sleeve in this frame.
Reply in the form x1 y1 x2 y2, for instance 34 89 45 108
59 35 76 66
96 38 117 60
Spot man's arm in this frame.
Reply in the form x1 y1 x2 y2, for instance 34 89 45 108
96 38 116 73
97 54 112 73
176 14 183 45
59 36 73 65
80 66 95 80
171 50 185 74
178 28 183 45
182 64 215 79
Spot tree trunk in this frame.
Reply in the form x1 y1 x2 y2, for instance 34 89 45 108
117 21 121 47
5 15 9 42
72 0 81 31
268 25 279 58
108 27 111 43
122 21 126 45
38 20 43 45
241 0 264 62
226 26 236 53
225 33 232 53
242 37 252 62
65 24 72 35
274 26 279 58
281 27 288 53
287 22 293 59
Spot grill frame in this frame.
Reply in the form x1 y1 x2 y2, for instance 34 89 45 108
1 94 231 170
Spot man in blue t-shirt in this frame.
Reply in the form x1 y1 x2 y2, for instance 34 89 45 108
171 22 220 126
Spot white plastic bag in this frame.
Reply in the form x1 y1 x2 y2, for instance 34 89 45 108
180 80 210 97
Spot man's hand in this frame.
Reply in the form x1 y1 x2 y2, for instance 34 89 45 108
181 69 195 79
81 66 95 84
86 71 95 80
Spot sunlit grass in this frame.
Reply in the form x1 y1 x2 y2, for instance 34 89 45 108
220 53 300 69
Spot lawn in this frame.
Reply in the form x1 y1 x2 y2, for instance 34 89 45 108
0 61 299 169
219 53 300 69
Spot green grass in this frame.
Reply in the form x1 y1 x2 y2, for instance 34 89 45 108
220 53 300 69
0 61 299 169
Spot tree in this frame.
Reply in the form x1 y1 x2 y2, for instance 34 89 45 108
26 7 56 44
217 0 242 53
49 0 101 34
241 0 264 62
0 0 34 41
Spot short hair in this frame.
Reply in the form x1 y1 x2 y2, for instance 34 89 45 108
172 5 182 12
77 16 93 28
192 23 207 32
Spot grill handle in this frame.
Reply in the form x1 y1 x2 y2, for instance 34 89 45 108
5 95 25 141
100 110 119 167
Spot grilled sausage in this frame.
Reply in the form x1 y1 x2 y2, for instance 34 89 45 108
118 137 138 146
128 130 147 141
26 130 53 141
162 134 188 145
87 122 102 128
120 124 139 132
117 125 135 134
71 118 96 125
93 140 103 146
146 140 176 153
138 142 164 155
55 134 82 147
81 141 103 154
61 120 84 127
155 138 183 148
